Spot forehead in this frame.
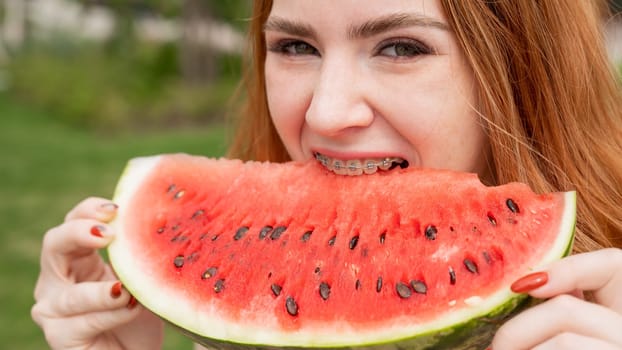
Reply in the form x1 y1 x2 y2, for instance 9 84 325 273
268 0 447 26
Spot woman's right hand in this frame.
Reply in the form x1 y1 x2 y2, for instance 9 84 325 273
31 197 164 350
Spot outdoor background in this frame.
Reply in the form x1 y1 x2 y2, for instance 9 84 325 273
1 1 622 349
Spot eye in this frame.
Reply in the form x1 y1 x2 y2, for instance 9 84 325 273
269 40 319 56
377 39 431 58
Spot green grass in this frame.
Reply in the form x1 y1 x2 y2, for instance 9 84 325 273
0 94 229 349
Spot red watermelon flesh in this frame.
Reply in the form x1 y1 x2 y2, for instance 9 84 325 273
108 153 575 349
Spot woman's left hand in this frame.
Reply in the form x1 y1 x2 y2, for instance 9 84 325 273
491 248 622 350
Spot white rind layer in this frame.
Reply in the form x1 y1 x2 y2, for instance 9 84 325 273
108 155 577 348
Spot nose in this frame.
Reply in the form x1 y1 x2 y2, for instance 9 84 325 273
305 55 374 136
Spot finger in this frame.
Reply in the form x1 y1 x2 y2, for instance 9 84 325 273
47 281 134 316
65 197 118 223
492 294 622 349
532 332 622 350
529 248 622 310
40 220 114 283
39 302 143 349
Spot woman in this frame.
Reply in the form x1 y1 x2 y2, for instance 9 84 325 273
32 1 622 349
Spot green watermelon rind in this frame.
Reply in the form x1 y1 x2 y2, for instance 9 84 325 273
108 155 576 350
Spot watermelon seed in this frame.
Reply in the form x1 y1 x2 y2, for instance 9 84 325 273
425 225 438 240
211 234 220 241
187 252 199 262
214 279 225 293
270 226 287 240
506 198 520 213
319 282 331 300
396 282 412 299
410 280 428 294
271 283 282 297
355 279 362 290
170 234 187 243
379 232 386 244
201 267 218 279
285 296 298 316
376 277 383 292
173 255 185 268
449 267 456 285
166 184 176 193
450 226 455 232
199 233 208 240
156 227 165 234
349 235 359 249
487 212 497 226
464 259 479 274
171 224 180 231
234 226 250 240
191 209 204 219
482 251 492 264
301 230 313 242
259 226 273 240
314 267 321 274
328 235 337 246
174 190 186 200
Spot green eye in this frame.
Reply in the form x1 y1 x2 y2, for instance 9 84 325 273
379 39 430 58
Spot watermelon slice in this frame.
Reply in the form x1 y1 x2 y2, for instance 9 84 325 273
108 153 576 349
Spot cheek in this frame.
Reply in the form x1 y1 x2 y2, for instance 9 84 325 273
265 61 312 158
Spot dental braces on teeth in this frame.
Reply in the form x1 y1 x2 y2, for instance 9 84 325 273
314 153 406 175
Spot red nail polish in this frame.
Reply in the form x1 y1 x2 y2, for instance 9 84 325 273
511 271 549 293
90 225 105 238
110 281 123 298
127 295 137 309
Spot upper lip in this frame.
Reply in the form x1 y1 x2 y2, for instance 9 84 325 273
311 148 407 161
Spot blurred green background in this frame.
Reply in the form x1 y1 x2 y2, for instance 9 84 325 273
0 0 249 348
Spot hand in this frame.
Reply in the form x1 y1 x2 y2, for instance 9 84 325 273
31 197 163 350
491 248 622 350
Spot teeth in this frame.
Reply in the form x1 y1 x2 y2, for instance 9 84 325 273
314 153 406 175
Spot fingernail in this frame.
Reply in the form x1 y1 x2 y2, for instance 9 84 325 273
99 202 118 212
127 295 137 309
511 271 549 293
90 225 106 238
110 281 123 298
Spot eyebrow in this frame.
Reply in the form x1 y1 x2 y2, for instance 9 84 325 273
263 13 450 40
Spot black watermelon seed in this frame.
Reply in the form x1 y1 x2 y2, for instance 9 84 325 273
487 212 497 226
174 190 185 200
349 235 359 250
270 226 287 240
425 225 438 240
376 277 383 293
173 255 185 268
211 234 220 241
171 224 180 231
355 279 362 290
379 232 386 244
191 209 205 219
167 184 176 193
506 198 520 213
449 267 456 285
328 235 337 246
271 283 282 297
301 230 313 242
482 251 492 264
314 266 321 274
201 266 218 279
319 282 331 300
410 280 428 294
464 258 479 274
396 282 412 299
234 226 250 240
259 226 273 240
285 296 298 316
214 279 225 293
156 227 165 234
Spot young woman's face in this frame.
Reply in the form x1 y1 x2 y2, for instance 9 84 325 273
264 0 490 176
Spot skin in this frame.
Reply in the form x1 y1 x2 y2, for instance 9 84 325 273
32 1 622 349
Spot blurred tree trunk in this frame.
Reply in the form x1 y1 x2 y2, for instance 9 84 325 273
180 0 217 84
